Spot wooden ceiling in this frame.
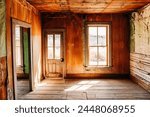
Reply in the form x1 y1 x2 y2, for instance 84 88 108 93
27 0 150 13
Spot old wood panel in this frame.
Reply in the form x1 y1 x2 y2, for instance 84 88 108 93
0 57 7 99
0 0 7 99
130 53 150 92
42 13 130 78
0 0 6 57
32 9 42 84
11 0 32 23
27 0 150 13
66 14 83 74
130 54 150 74
6 0 14 100
5 0 42 99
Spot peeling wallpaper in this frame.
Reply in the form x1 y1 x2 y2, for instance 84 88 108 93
0 0 6 57
130 4 150 55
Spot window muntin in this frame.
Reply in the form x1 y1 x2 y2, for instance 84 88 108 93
87 23 110 67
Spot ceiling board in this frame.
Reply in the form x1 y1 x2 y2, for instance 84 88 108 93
26 0 150 13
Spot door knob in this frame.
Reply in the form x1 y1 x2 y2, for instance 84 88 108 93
60 58 64 62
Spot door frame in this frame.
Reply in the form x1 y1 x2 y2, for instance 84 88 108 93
43 29 66 78
12 19 33 99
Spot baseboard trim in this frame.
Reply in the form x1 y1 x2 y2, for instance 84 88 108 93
65 73 129 79
130 75 150 92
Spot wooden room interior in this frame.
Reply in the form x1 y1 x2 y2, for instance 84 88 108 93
0 0 150 100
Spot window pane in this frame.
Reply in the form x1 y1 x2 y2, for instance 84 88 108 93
55 47 60 59
89 47 97 65
98 27 106 46
48 47 53 59
55 34 61 46
48 35 53 46
16 46 21 65
98 47 107 65
89 27 97 46
15 26 21 66
15 26 20 40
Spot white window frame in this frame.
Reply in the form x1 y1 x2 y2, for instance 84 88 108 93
85 22 112 68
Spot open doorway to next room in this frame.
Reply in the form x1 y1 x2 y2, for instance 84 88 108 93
12 19 33 99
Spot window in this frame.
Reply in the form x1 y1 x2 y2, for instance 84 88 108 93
15 25 23 66
86 23 111 67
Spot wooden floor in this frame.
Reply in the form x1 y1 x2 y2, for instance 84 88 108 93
17 79 30 98
17 78 150 100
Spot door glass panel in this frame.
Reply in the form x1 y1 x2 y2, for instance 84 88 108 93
48 34 54 59
47 34 61 59
48 47 53 59
89 27 97 46
48 35 53 46
55 47 60 59
98 27 106 46
89 47 97 65
98 47 107 65
55 34 61 59
55 34 60 46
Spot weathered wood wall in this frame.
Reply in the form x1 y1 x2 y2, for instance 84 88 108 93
0 0 7 100
0 57 7 99
130 4 150 92
4 0 42 99
42 13 130 78
32 10 42 85
0 0 6 57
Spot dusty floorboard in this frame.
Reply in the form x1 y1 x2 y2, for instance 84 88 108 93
17 78 150 100
17 79 30 98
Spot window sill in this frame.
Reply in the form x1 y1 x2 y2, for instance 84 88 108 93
84 65 112 71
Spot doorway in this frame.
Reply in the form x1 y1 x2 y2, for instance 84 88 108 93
44 30 65 78
12 19 33 99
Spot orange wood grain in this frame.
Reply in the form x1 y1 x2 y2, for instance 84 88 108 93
27 0 149 13
42 13 130 77
4 0 42 99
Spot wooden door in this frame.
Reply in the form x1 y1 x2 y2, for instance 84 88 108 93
45 32 64 78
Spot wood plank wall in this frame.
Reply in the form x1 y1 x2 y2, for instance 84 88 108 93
0 0 7 99
42 13 130 78
0 57 7 99
4 0 42 99
130 4 150 92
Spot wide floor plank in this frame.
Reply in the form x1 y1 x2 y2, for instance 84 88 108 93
17 78 150 100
